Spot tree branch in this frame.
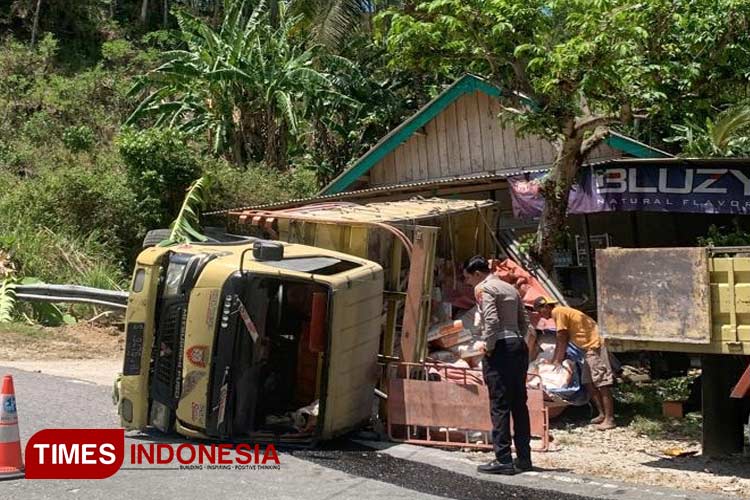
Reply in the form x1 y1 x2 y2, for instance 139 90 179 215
574 114 619 132
581 126 611 156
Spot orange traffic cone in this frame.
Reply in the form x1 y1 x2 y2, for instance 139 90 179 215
0 375 24 480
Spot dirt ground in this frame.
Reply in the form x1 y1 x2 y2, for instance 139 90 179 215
0 322 123 385
463 409 750 498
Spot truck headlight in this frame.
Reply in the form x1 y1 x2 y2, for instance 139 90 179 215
163 261 187 297
150 401 172 432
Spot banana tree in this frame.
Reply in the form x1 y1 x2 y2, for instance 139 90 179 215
127 0 335 169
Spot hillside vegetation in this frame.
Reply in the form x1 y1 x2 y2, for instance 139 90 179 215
0 1 429 288
1 0 749 292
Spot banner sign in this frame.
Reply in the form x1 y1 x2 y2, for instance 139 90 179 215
509 164 750 218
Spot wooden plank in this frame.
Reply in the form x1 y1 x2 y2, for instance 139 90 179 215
516 129 532 168
394 143 408 183
455 97 473 174
466 92 484 173
527 134 542 166
444 102 461 176
401 226 438 362
494 99 518 171
489 98 505 171
425 119 441 179
401 136 416 181
381 151 394 184
435 110 450 177
370 160 383 185
476 92 497 172
409 136 420 181
541 140 557 164
417 132 429 180
506 122 522 169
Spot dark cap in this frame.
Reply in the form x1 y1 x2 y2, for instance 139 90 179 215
533 296 558 310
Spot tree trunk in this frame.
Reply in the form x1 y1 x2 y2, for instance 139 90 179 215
534 122 584 271
140 0 149 25
30 0 43 46
110 0 116 19
163 0 168 27
264 114 289 171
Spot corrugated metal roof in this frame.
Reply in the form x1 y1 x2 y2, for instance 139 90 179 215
208 167 549 215
256 197 497 223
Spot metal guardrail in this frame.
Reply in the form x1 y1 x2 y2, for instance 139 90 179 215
14 284 129 310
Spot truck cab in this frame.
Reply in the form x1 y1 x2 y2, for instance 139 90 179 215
116 238 383 444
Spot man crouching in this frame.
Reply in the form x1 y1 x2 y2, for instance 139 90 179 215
534 297 616 430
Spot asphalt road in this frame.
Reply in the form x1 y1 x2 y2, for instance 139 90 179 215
0 366 598 500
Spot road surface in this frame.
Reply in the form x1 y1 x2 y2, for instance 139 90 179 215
0 366 698 500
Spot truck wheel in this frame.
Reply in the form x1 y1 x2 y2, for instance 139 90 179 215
142 229 172 249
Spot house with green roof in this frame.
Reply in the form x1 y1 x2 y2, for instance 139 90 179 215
319 74 669 203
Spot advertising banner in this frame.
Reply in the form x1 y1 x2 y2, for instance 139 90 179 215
509 164 750 218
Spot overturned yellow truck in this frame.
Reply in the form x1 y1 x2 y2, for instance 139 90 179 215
115 198 523 446
116 237 383 445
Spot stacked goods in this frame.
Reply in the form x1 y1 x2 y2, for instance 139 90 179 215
490 258 555 330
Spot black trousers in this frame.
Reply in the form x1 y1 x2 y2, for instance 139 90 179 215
482 337 531 464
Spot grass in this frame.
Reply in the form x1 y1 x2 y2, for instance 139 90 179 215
615 380 703 442
0 321 50 339
630 413 703 441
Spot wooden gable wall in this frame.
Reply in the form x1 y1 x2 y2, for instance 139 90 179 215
367 91 620 187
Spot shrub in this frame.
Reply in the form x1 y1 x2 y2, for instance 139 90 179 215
207 160 319 211
101 39 135 66
62 125 95 152
117 127 201 227
0 164 144 265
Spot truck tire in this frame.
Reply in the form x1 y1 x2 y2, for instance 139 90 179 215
142 229 171 249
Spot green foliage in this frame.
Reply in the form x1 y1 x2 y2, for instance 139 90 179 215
697 223 750 247
0 165 144 258
163 176 211 245
101 39 136 66
207 160 318 210
118 126 201 226
293 0 368 49
655 375 696 402
667 106 750 157
62 125 96 152
629 413 702 441
127 1 335 169
379 0 654 138
0 223 126 288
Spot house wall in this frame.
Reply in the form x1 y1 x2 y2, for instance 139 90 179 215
367 91 621 187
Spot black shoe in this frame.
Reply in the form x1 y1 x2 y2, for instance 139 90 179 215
477 460 517 475
514 458 533 472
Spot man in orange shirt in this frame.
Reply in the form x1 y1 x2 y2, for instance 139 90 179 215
533 297 616 430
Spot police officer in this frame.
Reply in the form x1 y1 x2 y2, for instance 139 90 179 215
463 255 532 474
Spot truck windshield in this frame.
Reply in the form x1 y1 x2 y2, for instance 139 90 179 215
207 274 329 439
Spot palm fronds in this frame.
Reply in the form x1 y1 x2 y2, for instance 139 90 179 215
294 0 366 49
127 0 334 168
162 176 212 245
669 105 750 157
707 106 750 154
